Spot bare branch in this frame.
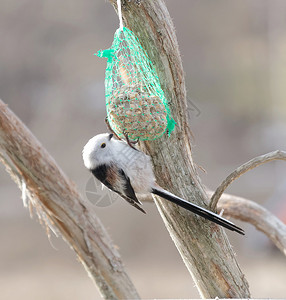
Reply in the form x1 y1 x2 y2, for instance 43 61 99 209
210 150 286 211
207 191 286 256
109 0 250 298
0 100 140 300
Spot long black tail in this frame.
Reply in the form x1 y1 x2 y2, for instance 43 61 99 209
152 187 244 235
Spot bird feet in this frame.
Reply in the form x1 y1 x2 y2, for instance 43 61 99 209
105 117 139 150
122 130 139 151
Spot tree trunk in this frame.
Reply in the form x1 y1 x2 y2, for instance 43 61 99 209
0 100 140 300
110 0 250 297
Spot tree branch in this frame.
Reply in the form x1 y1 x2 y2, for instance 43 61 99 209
0 100 140 300
109 0 250 298
207 191 286 256
210 150 286 211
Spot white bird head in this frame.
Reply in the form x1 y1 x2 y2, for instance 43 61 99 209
82 133 114 170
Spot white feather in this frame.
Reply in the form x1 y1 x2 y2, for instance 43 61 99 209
22 180 28 207
82 133 155 194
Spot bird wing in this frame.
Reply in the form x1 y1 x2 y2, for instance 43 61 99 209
92 164 146 214
152 187 244 235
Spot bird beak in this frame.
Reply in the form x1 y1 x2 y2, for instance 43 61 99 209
108 133 113 140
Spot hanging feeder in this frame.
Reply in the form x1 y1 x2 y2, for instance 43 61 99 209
97 1 175 141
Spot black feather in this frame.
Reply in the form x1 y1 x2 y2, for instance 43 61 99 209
152 188 244 235
91 164 145 214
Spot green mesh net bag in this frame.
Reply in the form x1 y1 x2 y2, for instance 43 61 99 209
97 26 175 141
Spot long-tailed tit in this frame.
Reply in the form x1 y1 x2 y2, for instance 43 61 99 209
82 133 244 235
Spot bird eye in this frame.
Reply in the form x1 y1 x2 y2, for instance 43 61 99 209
100 143 106 148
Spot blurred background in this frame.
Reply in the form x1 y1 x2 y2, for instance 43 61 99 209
1 0 286 298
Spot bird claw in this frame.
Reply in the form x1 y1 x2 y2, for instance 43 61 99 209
105 118 139 150
122 130 139 150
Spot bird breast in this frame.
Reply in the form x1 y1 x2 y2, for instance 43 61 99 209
112 143 155 194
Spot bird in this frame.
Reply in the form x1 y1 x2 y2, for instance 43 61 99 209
82 133 244 235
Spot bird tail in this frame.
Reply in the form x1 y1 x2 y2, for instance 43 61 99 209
152 187 244 235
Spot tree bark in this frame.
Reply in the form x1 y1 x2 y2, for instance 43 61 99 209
0 100 140 300
110 0 250 297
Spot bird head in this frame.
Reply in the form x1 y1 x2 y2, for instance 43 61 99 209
82 133 114 170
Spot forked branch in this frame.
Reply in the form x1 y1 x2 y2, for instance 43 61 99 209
207 191 286 256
